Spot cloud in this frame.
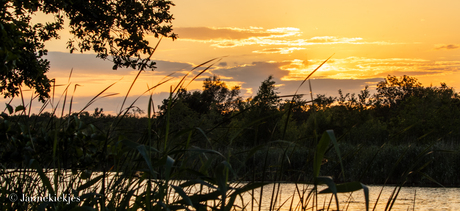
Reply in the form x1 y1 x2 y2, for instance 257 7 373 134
174 26 401 51
307 36 363 43
174 27 275 40
174 26 299 40
13 52 455 115
45 52 126 76
208 61 290 96
199 35 369 48
214 61 290 84
45 51 196 76
252 47 306 54
44 52 460 87
208 59 453 100
435 44 460 50
280 57 460 81
42 51 219 98
208 60 382 98
22 50 460 115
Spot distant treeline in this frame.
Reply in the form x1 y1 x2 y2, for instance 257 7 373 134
150 74 460 186
156 74 460 148
2 75 460 186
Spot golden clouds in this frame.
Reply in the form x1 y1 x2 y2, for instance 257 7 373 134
174 26 387 50
435 44 460 50
252 47 305 54
173 26 280 40
281 57 460 81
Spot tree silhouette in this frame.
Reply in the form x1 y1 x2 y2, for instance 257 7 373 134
375 75 422 107
0 0 176 101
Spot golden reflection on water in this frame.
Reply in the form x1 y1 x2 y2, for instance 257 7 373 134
232 183 460 211
6 170 459 210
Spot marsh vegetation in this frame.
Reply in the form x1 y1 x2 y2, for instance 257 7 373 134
3 0 459 209
2 57 459 210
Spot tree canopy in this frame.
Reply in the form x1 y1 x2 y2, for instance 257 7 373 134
0 0 176 101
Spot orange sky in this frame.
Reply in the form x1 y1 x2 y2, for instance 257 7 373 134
3 0 460 115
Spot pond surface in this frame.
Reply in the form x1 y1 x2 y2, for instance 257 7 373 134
232 183 460 211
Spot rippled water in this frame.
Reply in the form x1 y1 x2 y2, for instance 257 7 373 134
229 183 460 211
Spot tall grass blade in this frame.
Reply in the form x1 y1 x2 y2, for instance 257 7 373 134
69 84 80 116
315 176 339 211
146 37 162 61
309 79 314 105
164 88 173 151
363 184 370 211
68 68 73 83
110 74 173 131
38 98 50 115
120 69 143 114
171 185 193 206
60 83 71 118
295 54 334 95
5 103 13 114
19 86 26 115
319 181 369 211
137 145 155 175
386 186 402 211
27 92 36 116
78 81 119 114
164 156 175 181
76 175 104 193
185 57 223 88
326 130 345 179
172 57 220 94
282 54 334 139
30 159 55 196
417 172 443 187
313 131 331 177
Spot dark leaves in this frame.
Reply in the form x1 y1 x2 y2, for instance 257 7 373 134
1 0 176 101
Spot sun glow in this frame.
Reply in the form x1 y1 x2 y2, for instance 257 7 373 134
7 0 460 115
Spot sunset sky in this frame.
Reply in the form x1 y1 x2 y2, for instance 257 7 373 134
4 0 460 115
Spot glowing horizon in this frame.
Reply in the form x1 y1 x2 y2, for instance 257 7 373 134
3 0 460 114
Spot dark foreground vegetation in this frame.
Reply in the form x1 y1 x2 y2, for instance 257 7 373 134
3 0 457 209
2 73 459 210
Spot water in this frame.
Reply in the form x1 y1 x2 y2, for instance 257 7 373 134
4 169 459 210
231 183 460 211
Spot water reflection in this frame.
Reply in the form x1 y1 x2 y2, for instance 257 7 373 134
232 183 460 211
6 169 459 210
